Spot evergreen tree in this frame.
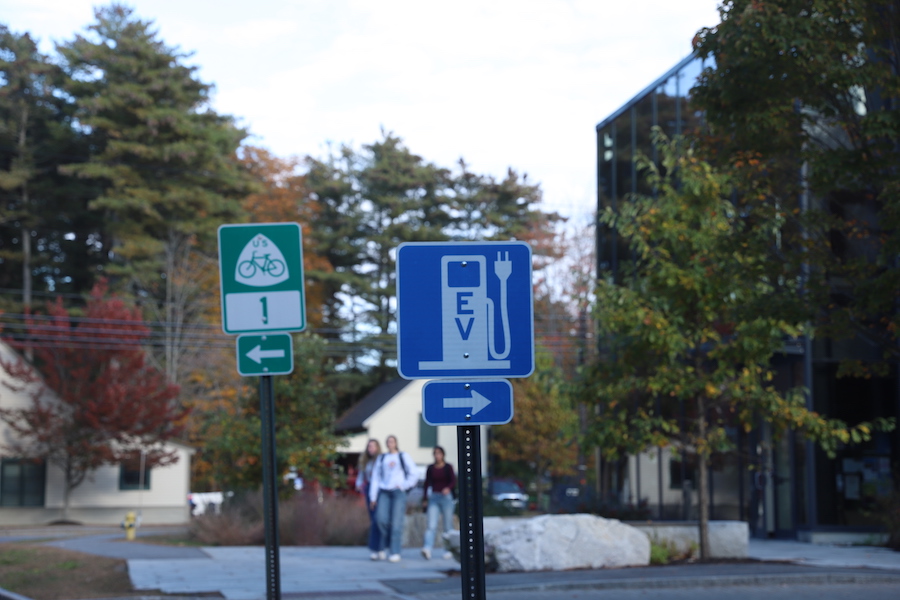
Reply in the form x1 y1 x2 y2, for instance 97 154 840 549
305 131 560 379
0 26 102 312
56 4 253 383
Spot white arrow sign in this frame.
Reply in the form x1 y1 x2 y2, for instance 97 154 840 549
246 345 286 364
443 390 492 415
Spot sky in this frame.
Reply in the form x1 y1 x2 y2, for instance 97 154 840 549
2 0 722 222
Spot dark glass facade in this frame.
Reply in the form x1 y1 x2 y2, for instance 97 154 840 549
596 53 899 539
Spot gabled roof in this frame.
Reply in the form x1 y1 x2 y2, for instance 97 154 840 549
334 378 412 434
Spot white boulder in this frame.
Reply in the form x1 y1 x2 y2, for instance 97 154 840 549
472 514 650 572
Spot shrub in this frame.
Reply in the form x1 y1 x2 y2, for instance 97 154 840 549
280 491 369 546
189 504 264 546
189 489 369 547
873 488 900 551
649 540 673 565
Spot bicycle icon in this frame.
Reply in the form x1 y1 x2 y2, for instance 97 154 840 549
238 252 286 279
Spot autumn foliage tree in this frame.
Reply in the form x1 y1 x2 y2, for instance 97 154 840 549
0 281 186 518
492 347 578 510
585 135 893 559
197 334 341 493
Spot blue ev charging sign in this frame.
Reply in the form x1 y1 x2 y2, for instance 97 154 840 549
396 242 534 379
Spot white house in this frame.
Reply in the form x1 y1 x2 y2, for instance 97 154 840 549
0 341 194 525
335 378 488 482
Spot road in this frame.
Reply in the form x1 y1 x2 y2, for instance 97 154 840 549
411 581 900 600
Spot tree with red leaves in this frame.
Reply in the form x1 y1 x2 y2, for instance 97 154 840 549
0 280 186 519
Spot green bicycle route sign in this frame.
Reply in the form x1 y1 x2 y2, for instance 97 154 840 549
218 222 306 335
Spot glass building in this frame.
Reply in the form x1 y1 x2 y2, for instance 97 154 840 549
596 54 899 540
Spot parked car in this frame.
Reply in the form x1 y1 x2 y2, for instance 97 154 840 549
488 478 528 511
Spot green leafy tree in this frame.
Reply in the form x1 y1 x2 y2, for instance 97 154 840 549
585 135 892 559
198 334 342 493
691 0 900 375
55 4 253 383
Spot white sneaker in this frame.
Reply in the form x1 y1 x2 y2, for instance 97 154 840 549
388 554 401 562
377 551 386 560
421 547 431 560
370 552 379 561
442 551 453 560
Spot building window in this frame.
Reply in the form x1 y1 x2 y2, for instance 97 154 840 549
419 413 437 448
669 458 697 490
0 458 46 507
119 454 151 490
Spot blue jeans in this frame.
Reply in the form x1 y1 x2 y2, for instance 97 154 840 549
363 484 381 552
423 493 456 550
375 488 407 556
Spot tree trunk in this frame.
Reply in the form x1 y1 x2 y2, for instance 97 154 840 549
17 105 33 313
62 474 72 521
696 397 711 560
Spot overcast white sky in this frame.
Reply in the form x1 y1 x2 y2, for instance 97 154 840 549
3 0 722 221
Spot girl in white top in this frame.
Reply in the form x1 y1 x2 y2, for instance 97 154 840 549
368 435 419 561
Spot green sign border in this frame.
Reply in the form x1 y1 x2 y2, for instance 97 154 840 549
218 222 306 334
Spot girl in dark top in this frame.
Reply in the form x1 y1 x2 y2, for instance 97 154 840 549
421 445 457 560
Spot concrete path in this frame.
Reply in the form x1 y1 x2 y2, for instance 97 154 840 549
748 538 900 571
129 546 458 599
3 525 900 600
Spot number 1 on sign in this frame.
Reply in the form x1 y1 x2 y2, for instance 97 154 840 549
260 296 268 324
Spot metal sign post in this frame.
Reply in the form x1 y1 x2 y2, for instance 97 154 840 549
457 425 486 600
259 375 281 600
218 222 308 600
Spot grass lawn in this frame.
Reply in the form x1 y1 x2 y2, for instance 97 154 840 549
0 542 157 600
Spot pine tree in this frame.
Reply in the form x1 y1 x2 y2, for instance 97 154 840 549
0 26 102 311
304 131 561 378
56 4 253 384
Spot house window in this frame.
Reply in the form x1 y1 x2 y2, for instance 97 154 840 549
119 454 151 490
419 413 437 448
669 458 697 490
0 458 46 507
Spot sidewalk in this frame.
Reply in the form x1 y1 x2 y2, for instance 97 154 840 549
2 526 900 600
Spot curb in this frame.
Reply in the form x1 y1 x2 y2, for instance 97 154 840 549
489 571 900 593
391 568 900 598
0 587 35 600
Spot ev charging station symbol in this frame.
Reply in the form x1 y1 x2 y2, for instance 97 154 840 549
396 242 534 379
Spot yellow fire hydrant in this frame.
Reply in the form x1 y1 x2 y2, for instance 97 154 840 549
122 511 137 541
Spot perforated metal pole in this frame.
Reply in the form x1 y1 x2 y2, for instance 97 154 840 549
457 425 486 600
259 375 281 600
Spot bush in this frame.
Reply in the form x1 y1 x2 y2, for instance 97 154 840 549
873 488 900 551
189 502 264 546
649 540 673 565
189 490 369 546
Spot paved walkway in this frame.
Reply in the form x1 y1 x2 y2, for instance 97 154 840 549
1 526 900 600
